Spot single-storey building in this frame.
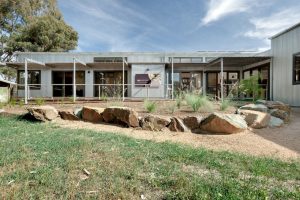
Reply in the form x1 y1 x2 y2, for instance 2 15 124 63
5 22 300 106
0 79 16 103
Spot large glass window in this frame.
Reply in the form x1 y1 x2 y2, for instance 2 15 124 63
169 71 203 94
52 71 85 97
94 71 127 97
18 70 41 90
294 53 300 84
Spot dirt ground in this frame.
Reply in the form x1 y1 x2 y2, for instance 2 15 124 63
2 101 300 161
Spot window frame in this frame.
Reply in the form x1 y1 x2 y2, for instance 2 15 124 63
293 52 300 85
17 70 41 90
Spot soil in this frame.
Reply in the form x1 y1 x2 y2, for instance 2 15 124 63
2 101 300 161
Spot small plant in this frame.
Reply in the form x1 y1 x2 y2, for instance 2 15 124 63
0 102 4 109
18 99 25 107
35 97 45 106
9 98 17 107
220 99 232 111
144 100 156 113
239 74 264 101
185 93 212 112
167 102 177 114
175 92 184 109
100 93 108 101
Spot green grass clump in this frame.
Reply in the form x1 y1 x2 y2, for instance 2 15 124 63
144 99 156 113
0 117 299 199
220 99 232 111
185 93 212 112
35 97 45 106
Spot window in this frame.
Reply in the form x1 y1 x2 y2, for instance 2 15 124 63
293 53 300 84
18 70 41 90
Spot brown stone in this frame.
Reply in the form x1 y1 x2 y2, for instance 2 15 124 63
140 115 171 131
59 110 80 121
200 113 247 134
82 106 104 123
270 109 290 123
239 110 270 129
168 117 189 132
256 100 290 114
102 107 139 127
27 106 58 122
183 116 203 130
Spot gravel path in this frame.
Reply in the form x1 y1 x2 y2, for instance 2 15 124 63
55 108 300 161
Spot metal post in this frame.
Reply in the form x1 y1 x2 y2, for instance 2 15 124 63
122 57 125 101
171 57 174 100
166 72 169 99
220 58 224 102
24 59 28 105
73 57 76 102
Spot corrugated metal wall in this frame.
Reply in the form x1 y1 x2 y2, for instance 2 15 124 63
271 26 300 106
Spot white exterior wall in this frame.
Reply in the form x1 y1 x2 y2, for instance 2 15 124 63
131 64 165 98
271 25 300 106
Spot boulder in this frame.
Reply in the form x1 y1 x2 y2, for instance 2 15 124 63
82 106 104 123
59 110 79 121
238 110 270 129
102 106 139 127
74 107 83 119
269 116 284 128
183 116 203 130
27 106 58 122
256 100 290 114
239 104 268 113
140 115 171 131
270 109 289 123
200 113 247 134
168 117 189 132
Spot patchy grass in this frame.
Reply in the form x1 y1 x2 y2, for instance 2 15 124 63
0 117 299 199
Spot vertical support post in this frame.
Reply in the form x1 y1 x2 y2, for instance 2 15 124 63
220 57 224 102
24 59 28 105
202 70 206 95
122 57 125 101
166 72 169 99
73 57 76 102
171 57 174 100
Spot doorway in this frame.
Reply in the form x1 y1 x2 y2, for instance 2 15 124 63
52 71 85 97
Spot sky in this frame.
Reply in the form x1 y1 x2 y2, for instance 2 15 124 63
58 0 300 52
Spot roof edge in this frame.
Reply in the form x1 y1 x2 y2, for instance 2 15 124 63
270 21 300 39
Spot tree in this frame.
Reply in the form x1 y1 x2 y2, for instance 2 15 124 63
239 74 264 101
1 0 78 60
0 0 78 80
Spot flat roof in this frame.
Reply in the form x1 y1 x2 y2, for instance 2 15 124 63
270 21 300 39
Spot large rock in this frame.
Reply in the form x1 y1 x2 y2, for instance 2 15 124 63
74 107 83 119
239 110 270 129
239 104 268 113
256 100 290 114
168 117 189 132
200 113 247 134
183 116 203 130
102 106 139 127
269 116 284 128
140 115 171 131
59 110 79 121
82 106 104 123
27 106 58 122
270 109 289 123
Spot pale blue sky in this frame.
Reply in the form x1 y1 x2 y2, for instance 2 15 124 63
58 0 300 52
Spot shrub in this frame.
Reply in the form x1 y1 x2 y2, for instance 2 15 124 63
175 92 184 109
220 99 232 111
9 98 16 107
35 98 45 106
239 74 264 101
18 99 25 107
185 93 212 112
144 100 156 113
168 102 177 114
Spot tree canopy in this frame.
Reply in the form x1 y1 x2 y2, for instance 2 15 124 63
0 0 78 62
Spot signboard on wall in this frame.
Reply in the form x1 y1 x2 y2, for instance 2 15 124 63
135 73 161 87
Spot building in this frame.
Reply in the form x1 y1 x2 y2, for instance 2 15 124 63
5 22 300 106
0 79 16 103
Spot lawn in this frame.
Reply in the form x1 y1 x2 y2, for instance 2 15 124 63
0 117 299 199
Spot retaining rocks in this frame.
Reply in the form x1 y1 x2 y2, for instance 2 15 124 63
238 110 270 129
102 106 139 127
27 106 58 122
200 113 248 134
140 115 171 131
82 106 104 123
